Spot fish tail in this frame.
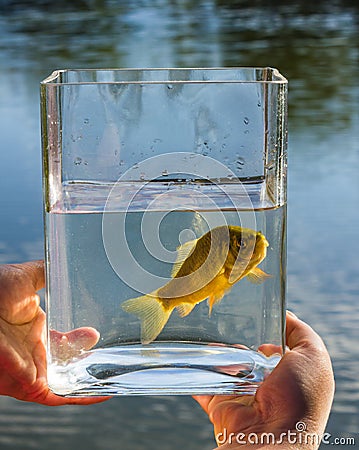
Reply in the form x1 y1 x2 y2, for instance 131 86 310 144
121 294 173 344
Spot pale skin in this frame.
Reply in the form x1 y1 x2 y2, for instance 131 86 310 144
0 260 108 405
0 260 334 450
194 311 335 449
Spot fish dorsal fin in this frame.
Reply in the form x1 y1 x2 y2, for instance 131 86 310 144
176 303 196 318
247 267 272 284
171 239 198 277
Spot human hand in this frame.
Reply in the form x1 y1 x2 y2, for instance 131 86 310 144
0 260 109 405
194 311 335 449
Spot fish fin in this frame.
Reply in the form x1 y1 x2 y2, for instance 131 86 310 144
171 239 198 277
247 267 272 284
176 302 196 318
121 294 173 344
208 291 225 317
207 272 231 316
140 347 160 358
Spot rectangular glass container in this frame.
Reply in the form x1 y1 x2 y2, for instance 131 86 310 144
41 68 288 396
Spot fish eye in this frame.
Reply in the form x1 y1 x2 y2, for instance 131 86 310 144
239 240 246 249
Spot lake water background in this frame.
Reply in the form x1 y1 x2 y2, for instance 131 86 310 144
0 1 358 448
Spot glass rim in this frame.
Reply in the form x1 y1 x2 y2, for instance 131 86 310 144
41 67 288 86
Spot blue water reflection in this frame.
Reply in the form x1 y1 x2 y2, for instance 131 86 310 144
0 1 358 448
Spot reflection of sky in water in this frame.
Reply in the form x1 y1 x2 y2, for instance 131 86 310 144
0 1 358 448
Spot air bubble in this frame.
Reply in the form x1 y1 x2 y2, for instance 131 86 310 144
84 118 89 124
243 117 249 125
74 157 82 165
162 169 168 176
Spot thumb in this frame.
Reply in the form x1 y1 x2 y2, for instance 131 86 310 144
0 260 45 324
285 310 328 354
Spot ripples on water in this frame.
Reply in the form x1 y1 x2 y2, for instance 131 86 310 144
0 395 212 449
0 0 358 448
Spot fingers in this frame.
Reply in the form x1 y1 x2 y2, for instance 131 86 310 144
258 343 283 357
14 260 45 292
285 310 327 353
0 261 45 324
0 261 44 325
49 327 101 362
39 391 112 407
193 395 213 413
43 327 112 405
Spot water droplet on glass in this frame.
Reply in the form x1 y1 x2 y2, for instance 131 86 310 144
71 134 82 142
119 159 124 166
167 84 173 90
236 157 245 170
162 169 168 176
140 172 146 180
74 157 82 165
243 117 249 125
84 118 89 124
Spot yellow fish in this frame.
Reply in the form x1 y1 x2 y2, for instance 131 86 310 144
122 225 270 344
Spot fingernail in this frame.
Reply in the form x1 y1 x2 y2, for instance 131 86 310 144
287 310 298 318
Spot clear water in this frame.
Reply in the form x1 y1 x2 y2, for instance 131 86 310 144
45 181 285 396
